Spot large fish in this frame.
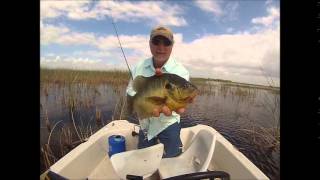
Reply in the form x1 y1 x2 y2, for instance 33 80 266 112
127 73 198 120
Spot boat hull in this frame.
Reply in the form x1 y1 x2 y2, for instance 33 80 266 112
42 120 269 180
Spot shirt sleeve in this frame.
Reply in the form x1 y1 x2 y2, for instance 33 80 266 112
126 79 136 96
183 70 190 81
126 65 137 97
175 63 190 81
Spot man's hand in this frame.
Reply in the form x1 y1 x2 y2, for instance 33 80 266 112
152 106 186 117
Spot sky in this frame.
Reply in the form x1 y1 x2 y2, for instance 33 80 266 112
40 0 280 86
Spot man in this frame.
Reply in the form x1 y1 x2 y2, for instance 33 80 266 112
126 25 191 158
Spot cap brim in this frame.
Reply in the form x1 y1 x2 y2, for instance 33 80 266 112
151 34 173 43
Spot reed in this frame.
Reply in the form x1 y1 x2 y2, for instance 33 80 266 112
40 68 280 177
45 109 51 133
41 120 94 173
41 68 130 86
70 106 83 142
41 119 63 170
112 94 127 120
237 93 279 152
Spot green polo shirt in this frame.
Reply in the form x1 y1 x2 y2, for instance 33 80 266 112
126 56 189 140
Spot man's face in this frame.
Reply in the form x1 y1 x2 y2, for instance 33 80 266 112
150 36 173 64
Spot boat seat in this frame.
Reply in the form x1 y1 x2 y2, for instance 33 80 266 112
159 129 216 179
110 143 164 180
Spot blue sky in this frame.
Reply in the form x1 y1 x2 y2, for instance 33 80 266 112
40 0 280 86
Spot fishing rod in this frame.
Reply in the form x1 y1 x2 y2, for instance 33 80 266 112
110 15 134 80
110 14 138 124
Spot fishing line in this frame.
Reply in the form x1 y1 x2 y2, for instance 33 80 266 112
110 14 133 80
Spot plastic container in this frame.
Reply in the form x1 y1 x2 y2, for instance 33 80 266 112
108 135 126 157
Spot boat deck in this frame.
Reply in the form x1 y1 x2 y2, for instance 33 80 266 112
88 155 119 179
87 150 166 180
44 121 269 180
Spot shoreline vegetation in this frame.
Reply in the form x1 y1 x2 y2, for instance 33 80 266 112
40 68 280 91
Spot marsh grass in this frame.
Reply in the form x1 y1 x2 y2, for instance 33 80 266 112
40 68 280 177
41 113 95 171
236 76 280 154
41 68 130 85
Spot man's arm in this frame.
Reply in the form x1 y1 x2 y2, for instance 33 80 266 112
125 65 137 119
126 80 135 116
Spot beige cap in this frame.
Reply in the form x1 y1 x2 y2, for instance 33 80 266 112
150 25 174 43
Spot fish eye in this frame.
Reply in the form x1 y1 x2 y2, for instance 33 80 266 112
184 83 190 88
165 83 172 90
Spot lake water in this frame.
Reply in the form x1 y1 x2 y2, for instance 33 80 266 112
40 81 280 179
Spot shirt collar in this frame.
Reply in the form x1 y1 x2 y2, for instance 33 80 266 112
144 56 176 72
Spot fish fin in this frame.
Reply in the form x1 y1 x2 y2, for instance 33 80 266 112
146 96 167 105
132 76 148 93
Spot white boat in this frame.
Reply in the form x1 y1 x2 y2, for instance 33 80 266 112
41 120 270 180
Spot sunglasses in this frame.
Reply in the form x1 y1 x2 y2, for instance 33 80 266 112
151 38 172 47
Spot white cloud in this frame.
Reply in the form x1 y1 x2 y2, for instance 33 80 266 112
41 22 279 86
97 1 188 26
194 1 239 22
171 26 279 86
40 1 279 86
40 22 97 46
40 1 91 20
40 21 150 58
97 35 149 51
40 23 70 45
72 50 110 58
57 32 97 46
194 0 223 16
40 1 187 27
252 6 279 27
260 48 280 79
40 1 62 19
40 55 110 70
